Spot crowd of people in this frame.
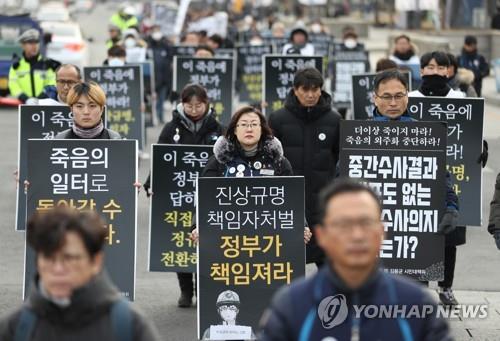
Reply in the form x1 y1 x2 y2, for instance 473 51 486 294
2 2 500 340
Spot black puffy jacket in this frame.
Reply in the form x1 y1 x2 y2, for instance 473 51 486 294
268 90 341 263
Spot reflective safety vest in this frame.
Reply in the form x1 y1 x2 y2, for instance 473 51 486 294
8 54 58 100
110 13 139 32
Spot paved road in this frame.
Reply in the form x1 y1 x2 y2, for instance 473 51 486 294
0 4 499 340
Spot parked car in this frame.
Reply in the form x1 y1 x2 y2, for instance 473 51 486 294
41 21 89 69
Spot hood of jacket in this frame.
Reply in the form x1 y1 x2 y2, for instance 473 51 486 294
27 271 121 327
456 67 475 85
213 135 284 165
372 107 415 121
174 103 216 134
283 89 333 121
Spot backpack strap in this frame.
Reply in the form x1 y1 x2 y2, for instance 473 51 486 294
14 308 37 341
111 299 133 341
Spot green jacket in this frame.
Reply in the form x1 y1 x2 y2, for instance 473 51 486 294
110 13 138 32
8 54 59 102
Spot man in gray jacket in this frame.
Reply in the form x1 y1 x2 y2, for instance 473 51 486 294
0 208 161 341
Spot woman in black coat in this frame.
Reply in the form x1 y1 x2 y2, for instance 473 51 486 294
192 105 312 248
144 84 224 308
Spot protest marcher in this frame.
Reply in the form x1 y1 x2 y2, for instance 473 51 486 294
268 67 341 266
0 207 161 341
488 172 500 249
389 34 421 85
106 24 122 49
103 45 127 67
271 22 286 38
457 35 490 96
144 84 224 308
192 105 312 240
340 28 363 51
8 29 60 104
409 51 465 98
258 179 452 341
492 6 500 29
55 82 121 140
181 31 200 45
39 64 82 105
282 27 315 56
123 28 148 49
375 58 398 72
109 5 138 33
447 53 478 97
207 34 224 50
146 25 173 124
378 69 461 305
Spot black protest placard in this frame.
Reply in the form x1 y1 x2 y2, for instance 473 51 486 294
408 97 484 226
262 37 288 53
262 55 323 115
25 139 138 299
16 105 72 231
84 65 144 149
149 144 212 272
152 1 178 37
309 33 333 57
351 72 412 120
173 56 234 125
339 120 447 281
172 45 197 57
215 48 237 59
132 61 155 127
197 177 305 340
237 44 272 103
330 46 370 107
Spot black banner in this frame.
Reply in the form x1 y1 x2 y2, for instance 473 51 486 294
25 139 138 299
16 105 72 231
330 47 370 107
339 120 447 280
408 96 484 226
173 56 234 125
197 177 305 340
132 61 155 128
262 37 288 53
149 144 212 272
84 65 144 149
351 72 412 120
236 44 272 103
172 45 197 57
262 55 323 115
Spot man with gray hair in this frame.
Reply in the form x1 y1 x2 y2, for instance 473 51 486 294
39 64 82 105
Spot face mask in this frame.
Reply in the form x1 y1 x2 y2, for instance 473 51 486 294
311 24 322 34
124 38 136 48
344 39 357 49
108 58 125 66
152 31 162 41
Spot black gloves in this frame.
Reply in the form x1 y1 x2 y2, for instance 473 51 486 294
438 208 459 235
477 140 488 168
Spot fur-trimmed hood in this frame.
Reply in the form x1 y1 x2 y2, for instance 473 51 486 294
213 136 284 164
456 67 475 85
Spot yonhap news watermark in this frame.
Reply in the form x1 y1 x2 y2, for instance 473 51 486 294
317 294 489 329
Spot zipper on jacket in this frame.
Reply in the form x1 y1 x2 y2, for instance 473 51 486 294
351 294 360 341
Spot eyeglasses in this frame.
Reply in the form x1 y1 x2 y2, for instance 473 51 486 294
236 123 261 130
375 92 407 102
56 79 79 87
327 218 380 234
39 252 88 268
219 305 238 312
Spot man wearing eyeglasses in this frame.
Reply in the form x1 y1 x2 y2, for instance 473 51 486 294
373 69 461 307
259 179 452 341
39 64 82 105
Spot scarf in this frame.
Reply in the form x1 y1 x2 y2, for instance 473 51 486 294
393 49 414 61
419 74 451 97
72 120 104 139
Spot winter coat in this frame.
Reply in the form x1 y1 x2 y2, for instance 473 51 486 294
457 50 490 95
268 90 341 263
259 264 452 341
143 105 224 191
372 108 463 246
202 136 293 177
0 272 161 341
146 37 173 92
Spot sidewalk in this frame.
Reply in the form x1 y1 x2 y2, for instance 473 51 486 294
436 290 500 340
482 76 500 106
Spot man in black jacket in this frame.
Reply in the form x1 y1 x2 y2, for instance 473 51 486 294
268 67 341 266
457 35 490 96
